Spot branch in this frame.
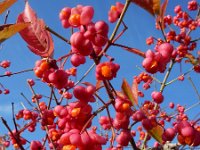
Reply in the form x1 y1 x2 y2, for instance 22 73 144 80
0 116 25 150
0 69 33 77
45 26 70 44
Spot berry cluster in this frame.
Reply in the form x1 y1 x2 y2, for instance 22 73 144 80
34 59 71 89
8 130 27 149
73 84 96 103
134 72 153 90
70 20 109 57
0 60 11 94
52 101 107 149
1 0 200 150
108 2 124 23
59 5 94 28
176 120 200 146
142 43 174 74
96 61 120 80
0 60 11 68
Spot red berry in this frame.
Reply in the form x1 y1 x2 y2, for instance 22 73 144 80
162 128 176 141
116 130 131 146
0 60 11 68
151 91 164 104
181 126 195 137
169 102 175 109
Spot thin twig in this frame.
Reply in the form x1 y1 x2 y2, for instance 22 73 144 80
160 60 175 93
80 100 113 134
4 10 10 24
188 76 200 100
28 84 56 150
97 0 132 60
74 63 96 87
45 26 70 44
112 43 145 58
0 116 25 150
12 103 18 133
0 69 33 77
165 67 193 86
95 94 115 147
112 21 128 43
20 93 34 107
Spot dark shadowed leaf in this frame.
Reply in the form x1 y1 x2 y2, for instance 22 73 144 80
17 1 54 57
121 79 137 106
0 22 30 43
0 0 16 14
132 0 160 16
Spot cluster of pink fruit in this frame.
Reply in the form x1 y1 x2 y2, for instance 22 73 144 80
5 108 40 149
176 120 200 146
0 60 11 94
1 0 200 150
59 5 111 68
108 2 124 23
48 101 107 149
142 42 174 74
34 59 72 90
99 96 133 148
134 72 153 91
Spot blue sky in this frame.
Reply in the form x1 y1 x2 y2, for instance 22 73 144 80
0 0 200 149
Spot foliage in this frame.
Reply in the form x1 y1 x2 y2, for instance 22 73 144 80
0 0 200 150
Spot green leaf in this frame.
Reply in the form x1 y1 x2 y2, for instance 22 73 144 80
0 0 17 14
148 123 164 143
121 79 137 106
0 22 30 43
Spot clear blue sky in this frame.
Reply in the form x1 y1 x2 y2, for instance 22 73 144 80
0 0 199 149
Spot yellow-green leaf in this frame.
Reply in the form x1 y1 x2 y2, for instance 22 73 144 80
121 79 137 106
0 22 30 43
148 124 164 143
0 0 17 14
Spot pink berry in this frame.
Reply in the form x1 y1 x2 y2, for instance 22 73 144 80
162 128 176 141
169 102 174 109
80 6 94 25
0 60 11 68
70 54 86 67
116 130 131 146
151 91 164 104
181 126 195 137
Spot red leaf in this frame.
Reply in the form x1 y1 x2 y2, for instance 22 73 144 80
132 79 138 105
17 2 54 57
156 0 168 29
96 80 103 91
121 79 137 106
132 0 160 16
